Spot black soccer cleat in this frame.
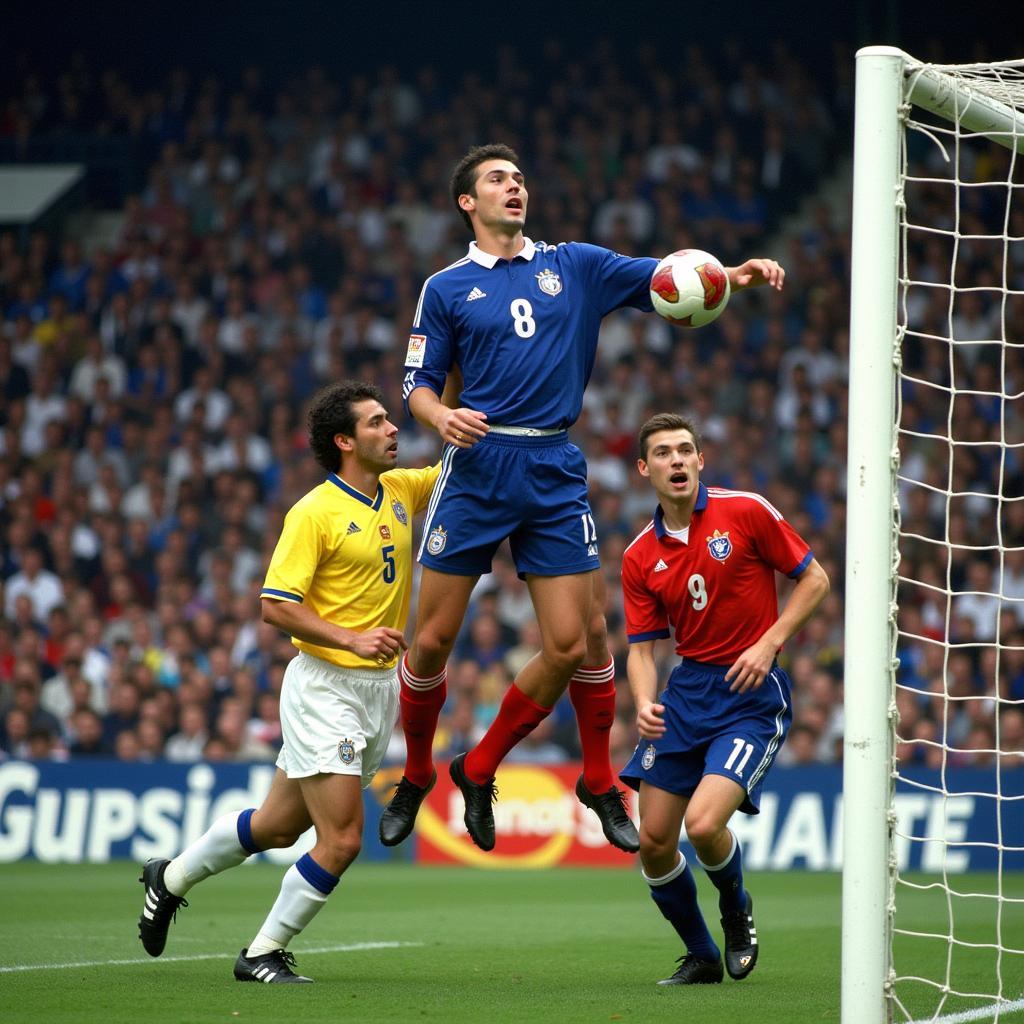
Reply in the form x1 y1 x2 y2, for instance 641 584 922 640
233 947 313 983
379 769 437 846
574 776 640 853
137 858 188 957
721 893 758 980
657 953 725 986
448 753 498 851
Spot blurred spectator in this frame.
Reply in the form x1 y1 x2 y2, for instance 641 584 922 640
4 545 63 622
164 702 209 762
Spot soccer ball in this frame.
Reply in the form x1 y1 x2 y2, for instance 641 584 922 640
649 249 731 327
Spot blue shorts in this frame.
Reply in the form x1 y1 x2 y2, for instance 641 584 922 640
418 431 600 578
619 660 793 814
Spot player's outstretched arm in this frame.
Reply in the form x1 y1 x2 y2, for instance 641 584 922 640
409 384 488 450
725 558 830 693
261 598 406 661
627 640 666 740
726 258 785 292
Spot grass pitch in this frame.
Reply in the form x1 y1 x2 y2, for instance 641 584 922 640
0 863 1018 1024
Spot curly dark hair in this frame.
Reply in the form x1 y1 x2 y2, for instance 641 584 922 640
450 143 521 231
307 381 384 473
638 413 702 461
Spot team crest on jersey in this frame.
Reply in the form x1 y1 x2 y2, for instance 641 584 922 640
338 738 356 765
405 333 426 368
392 500 408 525
641 744 657 770
706 529 732 561
379 524 392 540
426 525 447 555
535 268 562 295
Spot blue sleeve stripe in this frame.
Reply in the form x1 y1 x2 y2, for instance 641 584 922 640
788 551 814 579
261 588 303 603
628 629 671 643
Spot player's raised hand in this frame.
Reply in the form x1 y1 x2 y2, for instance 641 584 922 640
726 258 785 292
636 700 667 740
437 406 489 448
349 626 407 663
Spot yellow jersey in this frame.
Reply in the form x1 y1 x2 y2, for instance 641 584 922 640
261 465 440 670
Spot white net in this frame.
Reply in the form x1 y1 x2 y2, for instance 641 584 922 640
891 59 1024 1023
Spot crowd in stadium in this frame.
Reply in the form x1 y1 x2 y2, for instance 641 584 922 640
0 37 1021 772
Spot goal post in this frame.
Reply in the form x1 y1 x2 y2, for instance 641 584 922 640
844 46 1024 1024
843 46 903 1024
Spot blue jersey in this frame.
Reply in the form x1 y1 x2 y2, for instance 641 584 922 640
403 238 657 429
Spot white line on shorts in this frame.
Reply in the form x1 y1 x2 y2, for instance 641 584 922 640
0 940 423 973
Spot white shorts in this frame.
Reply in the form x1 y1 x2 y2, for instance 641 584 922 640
276 651 399 788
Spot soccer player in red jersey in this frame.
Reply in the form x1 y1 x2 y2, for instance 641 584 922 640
619 413 829 986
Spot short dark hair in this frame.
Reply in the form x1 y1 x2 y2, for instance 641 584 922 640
450 143 521 231
638 413 702 461
307 381 384 473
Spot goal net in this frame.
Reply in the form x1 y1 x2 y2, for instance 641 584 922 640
845 49 1024 1024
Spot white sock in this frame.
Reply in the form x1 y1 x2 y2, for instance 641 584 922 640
246 858 337 956
164 811 251 896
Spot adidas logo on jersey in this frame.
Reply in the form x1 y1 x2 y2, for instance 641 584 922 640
466 287 486 302
347 522 361 535
654 558 669 573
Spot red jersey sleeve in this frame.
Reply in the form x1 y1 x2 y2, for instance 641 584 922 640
622 541 672 643
746 498 813 579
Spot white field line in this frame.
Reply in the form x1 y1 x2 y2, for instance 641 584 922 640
909 997 1024 1024
0 940 423 973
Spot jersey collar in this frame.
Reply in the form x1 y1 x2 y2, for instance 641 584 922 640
328 472 383 510
467 237 537 268
653 482 709 539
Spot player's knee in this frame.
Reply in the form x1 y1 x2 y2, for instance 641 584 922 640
683 810 723 850
323 830 362 868
542 636 587 675
414 626 458 667
639 822 678 863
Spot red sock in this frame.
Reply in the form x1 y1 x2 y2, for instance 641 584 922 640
569 660 616 793
399 654 446 789
464 684 550 784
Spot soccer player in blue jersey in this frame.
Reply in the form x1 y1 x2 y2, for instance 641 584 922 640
136 381 438 983
380 142 785 853
620 414 828 985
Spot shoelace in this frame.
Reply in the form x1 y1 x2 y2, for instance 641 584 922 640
269 949 299 969
466 779 499 805
671 954 702 975
389 778 426 812
721 911 751 946
595 787 632 823
154 892 188 923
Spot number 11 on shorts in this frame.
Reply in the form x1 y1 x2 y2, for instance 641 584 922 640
724 737 754 776
581 513 597 543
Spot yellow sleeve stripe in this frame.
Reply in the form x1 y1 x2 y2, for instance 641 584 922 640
261 587 303 603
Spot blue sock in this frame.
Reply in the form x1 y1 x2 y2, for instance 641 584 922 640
645 854 720 962
699 831 748 916
236 807 262 855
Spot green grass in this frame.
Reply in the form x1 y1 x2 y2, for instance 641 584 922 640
0 864 1018 1024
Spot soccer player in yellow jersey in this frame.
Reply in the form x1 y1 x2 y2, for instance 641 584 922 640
136 381 439 983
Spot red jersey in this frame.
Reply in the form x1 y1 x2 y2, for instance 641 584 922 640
622 483 812 664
